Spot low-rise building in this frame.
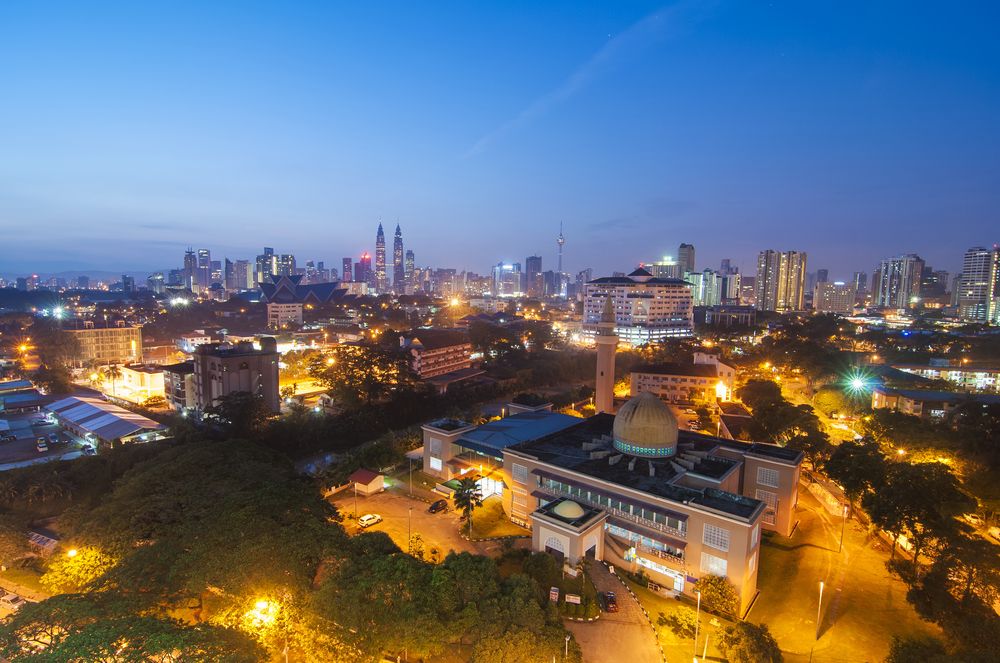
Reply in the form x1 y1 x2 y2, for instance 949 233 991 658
117 364 165 404
892 361 1000 393
400 330 473 379
46 396 168 447
267 302 304 329
630 352 736 403
66 323 142 366
871 386 1000 418
162 360 196 411
192 338 280 413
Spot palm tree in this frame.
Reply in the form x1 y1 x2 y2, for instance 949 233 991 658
453 477 483 539
101 364 122 398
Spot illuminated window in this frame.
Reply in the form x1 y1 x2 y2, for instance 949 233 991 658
429 457 442 471
700 552 728 577
512 463 528 484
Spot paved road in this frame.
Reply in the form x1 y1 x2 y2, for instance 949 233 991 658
330 489 502 558
566 562 662 663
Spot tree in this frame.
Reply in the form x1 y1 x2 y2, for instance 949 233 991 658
0 514 31 567
204 391 271 437
308 343 417 406
31 364 73 394
695 574 739 617
453 477 483 538
40 546 117 594
737 380 784 411
100 364 122 397
822 439 887 511
718 621 783 663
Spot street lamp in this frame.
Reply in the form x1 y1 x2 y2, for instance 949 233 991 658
694 589 701 659
839 504 849 553
816 581 824 640
564 634 570 659
66 548 78 558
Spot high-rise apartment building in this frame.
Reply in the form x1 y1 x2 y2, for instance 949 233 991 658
814 282 855 314
525 255 543 298
342 258 353 283
755 250 807 312
873 254 924 309
685 269 722 307
375 223 388 293
957 246 1000 322
235 260 252 290
274 254 296 277
678 243 696 273
392 224 405 291
255 248 276 287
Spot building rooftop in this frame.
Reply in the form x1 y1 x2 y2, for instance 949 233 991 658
509 414 765 520
632 363 719 378
874 385 1000 405
161 360 195 375
46 396 165 442
401 329 470 350
587 276 690 286
456 411 581 456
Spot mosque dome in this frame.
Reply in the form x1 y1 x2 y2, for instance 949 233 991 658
551 500 586 520
612 391 679 458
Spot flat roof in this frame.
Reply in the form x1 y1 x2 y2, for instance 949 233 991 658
46 396 165 442
456 411 580 454
509 414 765 520
632 363 718 378
874 386 1000 405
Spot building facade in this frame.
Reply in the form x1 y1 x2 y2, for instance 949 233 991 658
956 246 1000 322
755 250 807 312
813 281 855 314
67 324 143 367
266 302 304 329
399 330 473 378
582 269 693 346
192 339 280 413
162 360 196 411
873 254 924 310
630 352 736 403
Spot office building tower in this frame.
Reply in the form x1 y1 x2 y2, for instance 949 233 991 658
342 258 353 282
392 224 405 291
720 258 737 275
147 273 165 294
375 223 388 293
196 249 211 289
255 248 276 287
223 259 235 290
120 275 135 292
76 275 90 290
583 268 694 346
816 269 829 283
405 250 415 293
755 250 807 312
873 254 925 309
685 270 722 307
525 255 543 298
357 252 372 288
720 271 741 303
274 254 295 277
210 260 222 286
180 248 196 291
814 282 855 314
957 246 1000 322
852 271 867 296
234 260 251 290
646 256 682 279
678 243 696 273
919 266 949 298
492 262 522 297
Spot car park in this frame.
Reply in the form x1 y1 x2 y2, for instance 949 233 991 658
428 499 449 514
358 513 383 528
0 594 26 612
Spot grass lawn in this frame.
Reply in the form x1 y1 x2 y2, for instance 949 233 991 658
470 498 530 539
752 490 940 662
0 565 48 599
623 577 731 661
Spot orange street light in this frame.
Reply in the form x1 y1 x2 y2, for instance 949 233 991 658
66 548 78 558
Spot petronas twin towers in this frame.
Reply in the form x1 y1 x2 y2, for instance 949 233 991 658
374 221 409 294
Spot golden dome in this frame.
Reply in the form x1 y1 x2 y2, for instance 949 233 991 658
612 391 678 458
551 500 586 520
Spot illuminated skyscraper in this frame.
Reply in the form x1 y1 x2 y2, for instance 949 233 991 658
678 243 696 273
405 250 415 293
525 255 542 297
957 246 1000 322
183 248 197 291
755 250 807 311
197 249 211 289
375 223 387 293
357 252 373 289
873 254 924 310
342 258 353 283
393 224 404 292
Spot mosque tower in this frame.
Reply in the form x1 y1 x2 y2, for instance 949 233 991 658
595 294 618 413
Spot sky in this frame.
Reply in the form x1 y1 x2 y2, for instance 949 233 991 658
1 1 999 281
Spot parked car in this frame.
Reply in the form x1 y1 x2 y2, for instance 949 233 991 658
603 591 618 612
0 594 26 612
81 445 97 456
35 438 48 453
0 433 15 443
428 499 449 514
48 433 61 445
684 409 697 415
357 513 382 528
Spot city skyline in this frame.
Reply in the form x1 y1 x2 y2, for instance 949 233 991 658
2 2 999 276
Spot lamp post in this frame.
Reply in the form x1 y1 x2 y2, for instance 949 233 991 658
564 634 570 659
839 504 849 553
816 581 824 640
694 589 701 660
408 506 412 551
408 457 413 497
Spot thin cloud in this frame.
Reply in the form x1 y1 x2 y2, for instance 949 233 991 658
463 1 703 158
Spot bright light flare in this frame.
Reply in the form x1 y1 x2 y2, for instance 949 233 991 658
66 548 78 558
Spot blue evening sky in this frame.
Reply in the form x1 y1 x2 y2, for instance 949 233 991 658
1 1 998 280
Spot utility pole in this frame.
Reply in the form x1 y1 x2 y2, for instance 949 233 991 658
694 589 701 660
816 581 825 640
839 504 848 553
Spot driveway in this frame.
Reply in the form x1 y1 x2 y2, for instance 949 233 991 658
566 562 662 663
330 489 502 558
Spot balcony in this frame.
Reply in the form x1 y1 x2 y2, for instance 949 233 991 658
540 484 686 539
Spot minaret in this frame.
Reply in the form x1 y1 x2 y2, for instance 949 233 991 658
375 222 387 293
595 294 618 414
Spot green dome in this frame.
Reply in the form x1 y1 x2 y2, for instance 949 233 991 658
612 391 678 458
